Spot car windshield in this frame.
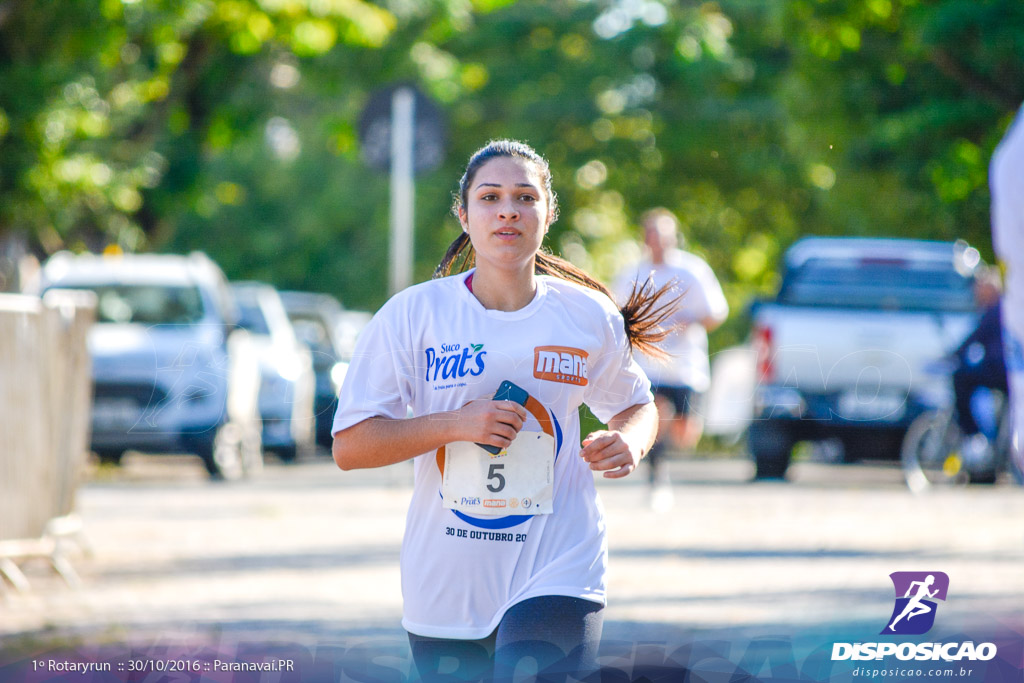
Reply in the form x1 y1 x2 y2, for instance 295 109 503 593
778 258 977 312
236 301 271 335
287 313 334 351
60 284 206 324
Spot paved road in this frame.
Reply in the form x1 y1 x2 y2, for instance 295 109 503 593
2 451 1023 676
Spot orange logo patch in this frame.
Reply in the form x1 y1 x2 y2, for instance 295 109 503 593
533 346 589 386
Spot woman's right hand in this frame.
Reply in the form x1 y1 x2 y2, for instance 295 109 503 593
333 398 528 471
455 398 527 450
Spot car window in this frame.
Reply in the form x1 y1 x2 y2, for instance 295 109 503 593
59 284 206 324
288 313 334 351
236 301 271 335
779 258 976 312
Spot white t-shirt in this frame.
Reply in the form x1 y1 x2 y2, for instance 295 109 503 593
332 271 652 639
614 249 729 392
991 104 1024 453
992 104 1024 344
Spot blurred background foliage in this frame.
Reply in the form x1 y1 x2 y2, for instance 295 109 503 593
1 0 1021 349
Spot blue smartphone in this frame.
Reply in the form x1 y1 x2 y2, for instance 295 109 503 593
477 380 529 454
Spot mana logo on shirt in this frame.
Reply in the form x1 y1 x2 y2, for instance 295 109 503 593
534 346 588 386
424 342 486 382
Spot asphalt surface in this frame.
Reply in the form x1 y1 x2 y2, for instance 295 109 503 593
2 450 1023 678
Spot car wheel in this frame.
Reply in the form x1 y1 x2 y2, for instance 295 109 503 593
841 432 901 462
94 449 125 466
198 422 245 481
241 420 264 477
968 468 998 484
274 434 318 464
273 444 296 463
315 408 337 450
749 421 794 479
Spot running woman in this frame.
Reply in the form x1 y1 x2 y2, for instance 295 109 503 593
331 140 675 681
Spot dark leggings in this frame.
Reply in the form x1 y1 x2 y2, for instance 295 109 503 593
407 595 604 682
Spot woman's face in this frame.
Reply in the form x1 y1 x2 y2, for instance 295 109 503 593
459 156 552 275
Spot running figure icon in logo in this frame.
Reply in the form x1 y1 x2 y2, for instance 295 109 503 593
883 571 950 635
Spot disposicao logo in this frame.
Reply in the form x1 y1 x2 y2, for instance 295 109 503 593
831 572 997 663
883 571 948 635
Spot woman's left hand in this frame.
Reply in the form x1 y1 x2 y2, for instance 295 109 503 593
580 430 643 479
580 401 658 479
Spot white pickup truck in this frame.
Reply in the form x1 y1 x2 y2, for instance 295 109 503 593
747 237 982 478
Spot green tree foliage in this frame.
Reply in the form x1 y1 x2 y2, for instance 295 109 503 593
0 0 396 252
778 0 1024 251
163 0 810 347
2 0 1020 349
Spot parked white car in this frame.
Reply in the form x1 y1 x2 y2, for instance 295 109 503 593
35 251 263 480
232 282 316 462
279 291 354 449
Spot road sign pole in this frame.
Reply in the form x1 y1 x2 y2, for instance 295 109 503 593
389 88 415 296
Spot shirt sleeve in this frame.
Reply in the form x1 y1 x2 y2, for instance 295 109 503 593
688 258 729 325
583 308 653 424
991 106 1024 267
332 304 415 435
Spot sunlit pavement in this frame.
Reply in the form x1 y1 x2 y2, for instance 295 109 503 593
2 451 1023 657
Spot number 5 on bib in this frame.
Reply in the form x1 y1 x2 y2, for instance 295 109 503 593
442 432 555 516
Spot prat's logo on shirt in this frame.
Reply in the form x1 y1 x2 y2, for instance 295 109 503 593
533 346 588 386
424 342 486 383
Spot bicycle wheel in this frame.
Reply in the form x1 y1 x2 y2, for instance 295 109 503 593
995 405 1024 486
1010 439 1024 486
901 411 969 493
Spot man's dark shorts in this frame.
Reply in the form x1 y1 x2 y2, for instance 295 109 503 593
653 385 697 416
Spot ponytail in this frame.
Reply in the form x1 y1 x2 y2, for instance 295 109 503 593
537 251 678 359
433 232 474 279
434 235 678 359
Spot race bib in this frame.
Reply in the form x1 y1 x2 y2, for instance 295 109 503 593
441 431 554 516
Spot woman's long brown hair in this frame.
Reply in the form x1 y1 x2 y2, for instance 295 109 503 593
435 139 679 358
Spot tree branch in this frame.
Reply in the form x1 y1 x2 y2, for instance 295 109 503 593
929 48 1020 111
